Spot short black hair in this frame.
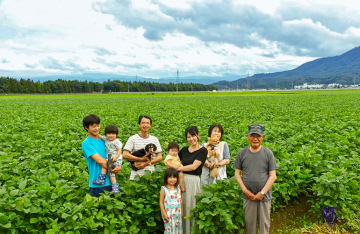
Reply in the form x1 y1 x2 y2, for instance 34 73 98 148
105 124 118 135
164 168 179 187
208 124 224 140
167 142 179 151
83 114 100 130
138 115 152 125
185 126 199 138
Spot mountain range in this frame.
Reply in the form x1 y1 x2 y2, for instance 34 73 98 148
213 46 360 89
29 73 244 85
16 46 360 89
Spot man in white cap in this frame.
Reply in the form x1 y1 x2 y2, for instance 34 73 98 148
234 124 278 234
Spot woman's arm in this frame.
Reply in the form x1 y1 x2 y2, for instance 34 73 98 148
177 160 202 172
214 158 230 168
165 159 180 169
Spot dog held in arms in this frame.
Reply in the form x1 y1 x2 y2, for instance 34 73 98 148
130 143 157 171
205 136 220 177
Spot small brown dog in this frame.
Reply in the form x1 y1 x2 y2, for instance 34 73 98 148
205 136 220 177
131 143 157 171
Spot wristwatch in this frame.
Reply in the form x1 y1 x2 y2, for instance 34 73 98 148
260 191 265 195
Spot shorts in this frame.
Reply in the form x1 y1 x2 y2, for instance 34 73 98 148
90 185 112 197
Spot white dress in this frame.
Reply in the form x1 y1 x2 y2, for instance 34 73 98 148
162 185 183 234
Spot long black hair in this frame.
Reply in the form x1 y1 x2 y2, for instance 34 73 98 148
163 168 179 187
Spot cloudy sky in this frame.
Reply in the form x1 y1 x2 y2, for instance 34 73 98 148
0 0 359 80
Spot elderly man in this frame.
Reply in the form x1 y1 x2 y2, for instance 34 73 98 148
123 115 162 181
234 124 278 234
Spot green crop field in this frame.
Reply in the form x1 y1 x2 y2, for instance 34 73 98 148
0 90 360 233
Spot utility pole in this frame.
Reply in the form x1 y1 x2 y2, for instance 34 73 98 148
292 78 294 90
247 72 250 90
177 70 179 92
128 82 130 92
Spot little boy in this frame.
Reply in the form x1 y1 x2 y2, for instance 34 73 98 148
164 142 185 192
92 124 123 194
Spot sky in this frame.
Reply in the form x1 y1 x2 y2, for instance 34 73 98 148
0 0 359 80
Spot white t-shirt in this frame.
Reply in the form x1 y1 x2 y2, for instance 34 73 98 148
123 134 162 180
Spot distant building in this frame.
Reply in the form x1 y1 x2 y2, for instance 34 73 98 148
327 83 343 88
294 83 325 89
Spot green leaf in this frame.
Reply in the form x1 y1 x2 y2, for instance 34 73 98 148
19 180 27 190
30 218 38 223
10 190 20 197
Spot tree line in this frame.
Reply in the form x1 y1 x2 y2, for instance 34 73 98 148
0 77 218 93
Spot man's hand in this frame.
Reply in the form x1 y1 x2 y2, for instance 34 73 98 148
244 189 255 200
112 166 122 174
112 157 118 162
135 161 148 169
252 192 264 201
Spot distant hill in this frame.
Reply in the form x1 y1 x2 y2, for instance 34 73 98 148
213 46 360 89
28 73 244 85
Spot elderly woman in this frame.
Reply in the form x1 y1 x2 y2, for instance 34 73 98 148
177 126 207 234
201 124 231 186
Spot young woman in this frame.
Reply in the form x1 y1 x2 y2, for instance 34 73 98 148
201 124 231 186
177 126 207 234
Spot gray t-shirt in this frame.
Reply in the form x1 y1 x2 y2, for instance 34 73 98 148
233 146 278 201
99 136 123 157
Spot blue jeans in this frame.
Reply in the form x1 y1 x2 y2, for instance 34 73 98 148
90 185 112 197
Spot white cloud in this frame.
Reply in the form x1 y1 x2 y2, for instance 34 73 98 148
0 0 359 79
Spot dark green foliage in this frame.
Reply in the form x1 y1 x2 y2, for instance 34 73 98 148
0 77 218 94
189 177 246 234
0 92 360 233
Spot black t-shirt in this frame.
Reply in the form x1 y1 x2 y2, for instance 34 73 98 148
179 147 207 175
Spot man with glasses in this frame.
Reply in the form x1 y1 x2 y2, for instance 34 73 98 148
234 124 278 234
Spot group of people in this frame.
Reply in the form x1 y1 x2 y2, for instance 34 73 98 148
82 114 278 234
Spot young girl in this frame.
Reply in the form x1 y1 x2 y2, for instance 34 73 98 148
164 142 185 192
159 168 183 234
92 124 122 194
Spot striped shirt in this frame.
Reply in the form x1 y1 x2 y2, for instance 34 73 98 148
123 134 162 180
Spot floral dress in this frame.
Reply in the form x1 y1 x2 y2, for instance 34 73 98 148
162 185 183 234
